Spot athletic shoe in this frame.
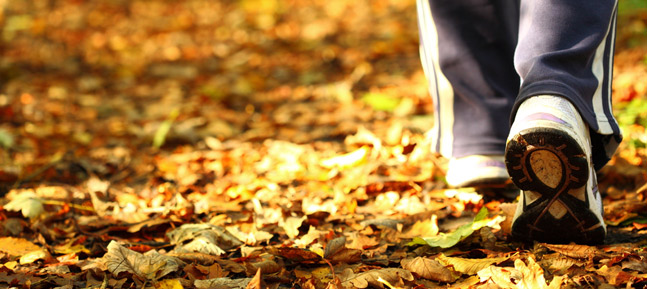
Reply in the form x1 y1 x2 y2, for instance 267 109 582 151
505 95 605 244
445 155 510 188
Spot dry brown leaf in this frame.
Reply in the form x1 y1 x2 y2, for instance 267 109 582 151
324 237 347 258
167 224 243 255
541 243 602 259
401 215 439 238
341 268 414 288
477 257 565 289
272 247 322 264
437 254 509 275
282 216 307 239
540 253 587 272
622 257 647 272
103 241 182 281
245 268 263 289
401 257 458 282
194 277 252 289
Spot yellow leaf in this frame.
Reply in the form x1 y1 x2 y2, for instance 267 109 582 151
437 254 509 275
155 279 184 289
320 146 369 169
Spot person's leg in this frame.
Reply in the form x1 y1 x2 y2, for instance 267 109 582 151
416 0 520 187
507 0 622 244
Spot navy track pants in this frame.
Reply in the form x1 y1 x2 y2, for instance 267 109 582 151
417 0 622 170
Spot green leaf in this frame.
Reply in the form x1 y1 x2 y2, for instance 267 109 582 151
361 92 401 112
407 207 504 248
0 128 14 149
153 108 180 149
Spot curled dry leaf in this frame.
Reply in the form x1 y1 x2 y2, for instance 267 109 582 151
167 224 243 255
401 257 458 282
323 236 361 264
103 241 182 281
271 247 322 264
341 268 414 288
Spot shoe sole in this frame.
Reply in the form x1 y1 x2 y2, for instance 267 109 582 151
505 127 605 244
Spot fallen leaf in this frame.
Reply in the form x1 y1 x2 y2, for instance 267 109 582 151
408 207 504 248
103 241 182 281
167 224 243 255
245 268 263 289
3 191 44 219
282 216 307 239
272 247 322 264
437 254 509 275
320 146 369 169
401 257 458 282
155 279 184 289
541 243 602 259
477 257 565 289
341 268 414 288
194 277 252 289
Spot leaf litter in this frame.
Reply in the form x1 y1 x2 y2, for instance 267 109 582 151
0 0 646 288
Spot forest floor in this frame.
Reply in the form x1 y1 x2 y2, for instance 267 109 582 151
1 0 647 288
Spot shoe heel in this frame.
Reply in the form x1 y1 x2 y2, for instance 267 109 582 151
505 127 588 193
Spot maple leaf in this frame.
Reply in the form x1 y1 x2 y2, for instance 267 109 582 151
103 241 182 281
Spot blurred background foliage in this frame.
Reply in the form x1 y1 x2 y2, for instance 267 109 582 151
0 0 645 149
